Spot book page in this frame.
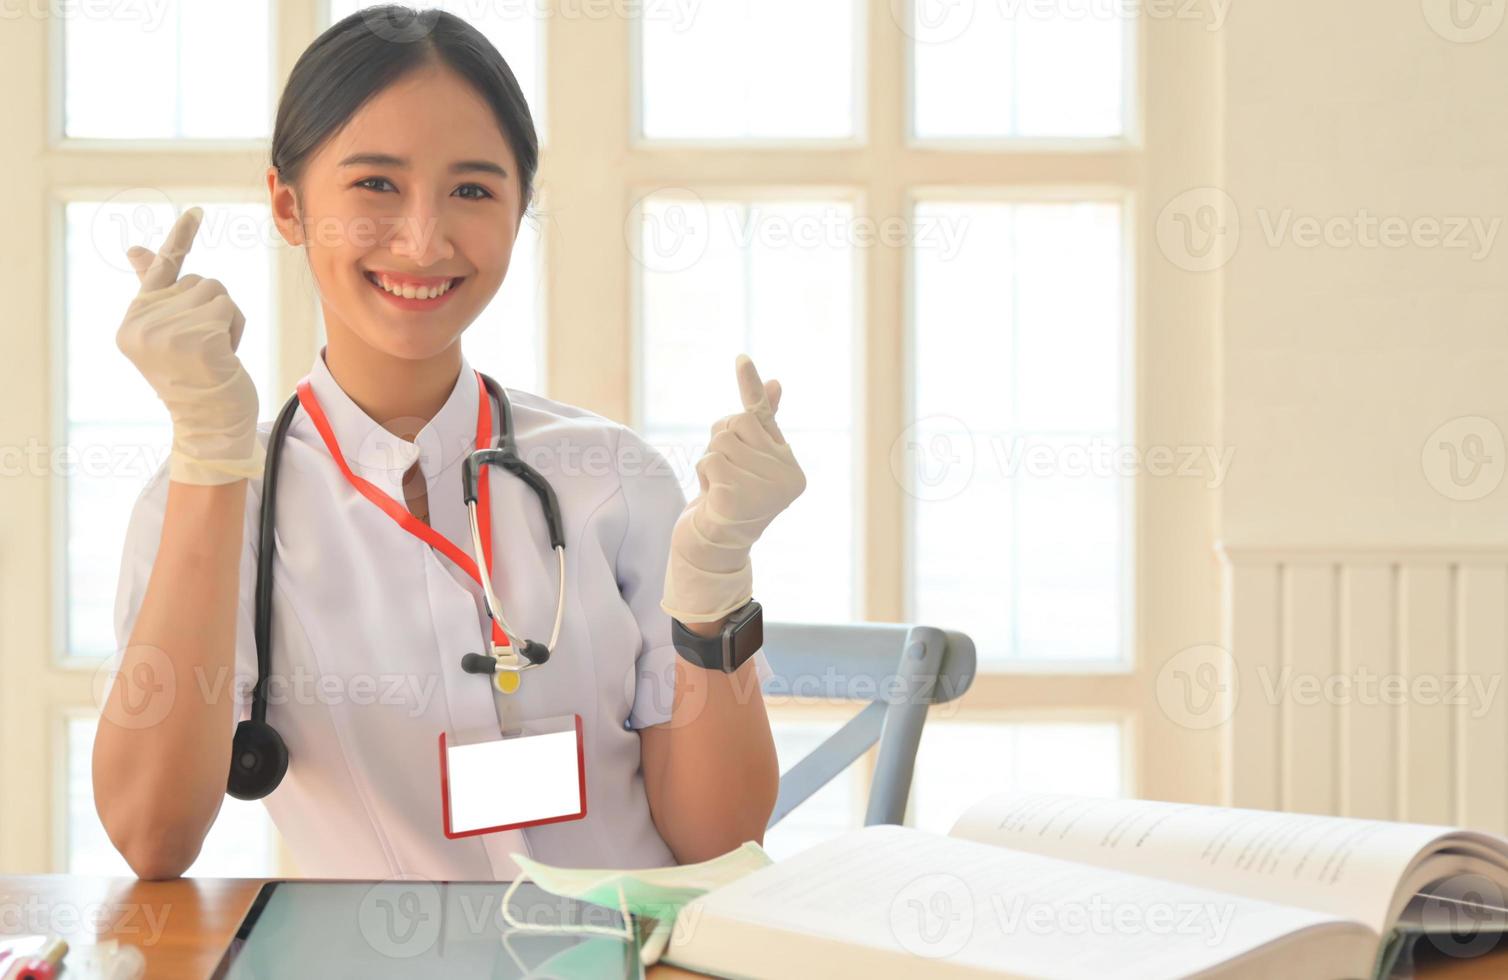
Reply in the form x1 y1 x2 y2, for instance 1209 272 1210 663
951 793 1475 934
669 825 1374 980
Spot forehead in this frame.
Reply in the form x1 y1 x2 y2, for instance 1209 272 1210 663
318 63 515 169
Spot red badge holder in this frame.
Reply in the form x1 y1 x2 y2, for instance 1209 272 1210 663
439 713 587 839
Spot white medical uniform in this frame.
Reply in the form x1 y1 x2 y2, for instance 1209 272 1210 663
113 347 771 880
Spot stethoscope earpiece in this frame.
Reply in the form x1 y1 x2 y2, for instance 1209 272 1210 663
458 641 552 679
228 719 290 801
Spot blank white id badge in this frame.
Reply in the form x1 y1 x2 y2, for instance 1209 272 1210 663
438 713 587 839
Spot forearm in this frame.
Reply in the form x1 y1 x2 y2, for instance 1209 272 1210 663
93 478 244 878
647 618 779 864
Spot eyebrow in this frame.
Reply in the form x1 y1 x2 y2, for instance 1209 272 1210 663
337 152 509 180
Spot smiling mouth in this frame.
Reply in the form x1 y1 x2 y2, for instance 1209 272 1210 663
363 270 465 301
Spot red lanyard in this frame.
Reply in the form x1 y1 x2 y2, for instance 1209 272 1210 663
296 370 508 647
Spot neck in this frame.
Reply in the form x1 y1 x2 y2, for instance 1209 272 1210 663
321 332 462 442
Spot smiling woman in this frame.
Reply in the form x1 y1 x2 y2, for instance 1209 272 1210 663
93 4 793 883
265 7 537 412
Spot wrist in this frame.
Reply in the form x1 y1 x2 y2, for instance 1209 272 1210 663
670 600 763 673
682 616 728 639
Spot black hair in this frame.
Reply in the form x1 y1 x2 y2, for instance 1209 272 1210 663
271 4 538 222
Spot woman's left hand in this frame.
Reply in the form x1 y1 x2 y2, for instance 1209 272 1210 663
661 354 807 624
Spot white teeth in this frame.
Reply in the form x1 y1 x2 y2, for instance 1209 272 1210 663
373 273 453 300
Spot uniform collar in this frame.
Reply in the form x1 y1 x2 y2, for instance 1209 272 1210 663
304 346 483 497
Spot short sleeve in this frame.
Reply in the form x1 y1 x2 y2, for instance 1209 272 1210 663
112 460 261 739
613 426 774 731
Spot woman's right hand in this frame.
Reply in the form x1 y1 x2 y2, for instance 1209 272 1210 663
116 206 264 485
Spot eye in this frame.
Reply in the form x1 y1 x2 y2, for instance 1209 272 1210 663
355 176 394 193
456 184 494 201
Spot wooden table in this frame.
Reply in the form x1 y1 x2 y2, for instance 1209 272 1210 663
1 875 1505 978
0 876 701 978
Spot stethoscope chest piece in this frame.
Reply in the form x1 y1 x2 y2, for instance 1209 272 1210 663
228 718 290 801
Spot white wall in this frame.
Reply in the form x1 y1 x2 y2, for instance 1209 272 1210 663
1214 2 1508 825
1221 0 1508 547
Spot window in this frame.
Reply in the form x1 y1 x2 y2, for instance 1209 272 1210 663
910 1 1130 140
906 719 1126 834
636 195 859 623
908 200 1130 665
63 1 273 139
625 2 1151 841
636 0 862 141
62 201 277 662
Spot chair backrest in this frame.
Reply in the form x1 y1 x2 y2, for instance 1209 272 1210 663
759 622 976 830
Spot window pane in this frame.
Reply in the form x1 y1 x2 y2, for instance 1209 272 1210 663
461 213 545 392
639 0 858 139
67 715 277 875
65 201 275 660
906 720 1124 835
911 2 1126 139
65 0 270 138
908 201 1128 665
638 196 856 622
327 0 547 143
763 716 863 860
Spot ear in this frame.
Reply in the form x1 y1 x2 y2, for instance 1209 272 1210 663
267 166 305 246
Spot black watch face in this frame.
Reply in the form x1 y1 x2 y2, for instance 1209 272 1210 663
731 610 763 665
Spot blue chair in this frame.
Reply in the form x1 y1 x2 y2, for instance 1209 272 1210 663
759 622 977 829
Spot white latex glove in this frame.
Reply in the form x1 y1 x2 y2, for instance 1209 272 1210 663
661 354 807 623
116 207 263 486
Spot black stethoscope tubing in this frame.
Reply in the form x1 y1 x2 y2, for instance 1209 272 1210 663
228 372 565 800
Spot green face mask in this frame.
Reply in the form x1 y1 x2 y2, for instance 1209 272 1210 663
509 841 773 922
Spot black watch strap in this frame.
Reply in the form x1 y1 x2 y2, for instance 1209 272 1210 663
671 600 763 673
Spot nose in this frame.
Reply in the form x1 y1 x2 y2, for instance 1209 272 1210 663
387 195 455 267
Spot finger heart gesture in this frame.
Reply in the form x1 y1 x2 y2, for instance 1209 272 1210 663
661 355 807 624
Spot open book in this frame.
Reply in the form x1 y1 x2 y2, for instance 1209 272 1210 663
662 792 1508 979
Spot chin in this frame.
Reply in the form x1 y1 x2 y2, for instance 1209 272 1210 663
353 319 466 362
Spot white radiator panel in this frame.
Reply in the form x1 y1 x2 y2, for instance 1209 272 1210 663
1223 551 1508 833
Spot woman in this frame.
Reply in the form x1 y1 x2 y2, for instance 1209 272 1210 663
93 5 804 881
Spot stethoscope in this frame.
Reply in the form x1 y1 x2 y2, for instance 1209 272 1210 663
227 371 567 801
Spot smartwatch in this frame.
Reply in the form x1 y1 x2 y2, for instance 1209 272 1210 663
670 599 763 673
